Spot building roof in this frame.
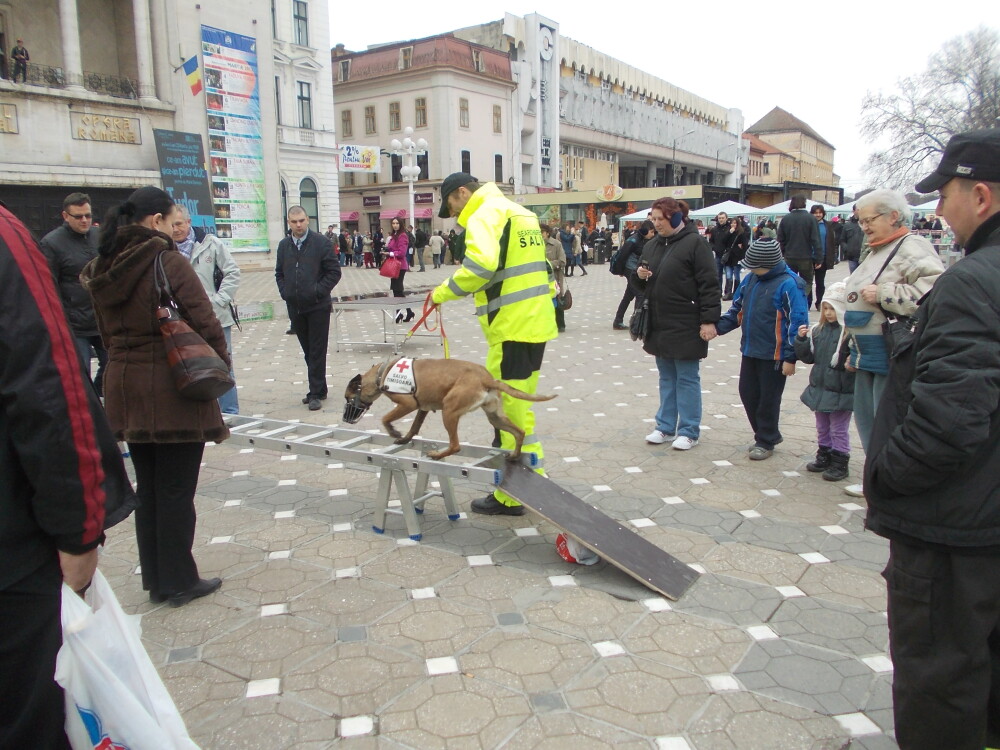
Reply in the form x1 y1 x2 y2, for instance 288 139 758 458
334 34 512 84
745 106 834 150
742 133 787 156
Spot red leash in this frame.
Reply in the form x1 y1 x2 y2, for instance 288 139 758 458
403 292 449 357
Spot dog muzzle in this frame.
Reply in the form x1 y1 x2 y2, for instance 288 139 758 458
342 395 370 424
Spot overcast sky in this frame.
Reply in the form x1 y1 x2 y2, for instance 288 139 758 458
328 1 995 195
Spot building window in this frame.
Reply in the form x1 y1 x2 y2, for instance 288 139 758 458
274 76 281 124
763 162 770 175
492 105 502 134
342 172 355 187
399 46 412 70
293 1 309 46
461 150 471 173
459 98 469 128
389 101 401 132
339 59 350 82
472 49 485 72
281 179 288 223
369 172 379 185
415 97 427 127
601 79 611 93
299 177 318 231
270 0 277 38
297 81 312 129
417 153 428 180
341 109 352 137
365 105 376 134
391 154 402 183
494 154 503 183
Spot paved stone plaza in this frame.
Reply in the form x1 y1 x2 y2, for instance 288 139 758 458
100 259 898 749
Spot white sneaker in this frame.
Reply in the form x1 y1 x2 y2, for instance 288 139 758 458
843 483 864 498
645 429 673 444
672 436 698 451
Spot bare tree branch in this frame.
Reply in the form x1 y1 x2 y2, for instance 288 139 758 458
861 27 1000 189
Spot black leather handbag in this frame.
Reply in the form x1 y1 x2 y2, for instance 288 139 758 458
629 298 649 342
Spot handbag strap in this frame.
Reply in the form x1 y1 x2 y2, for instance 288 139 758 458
870 235 909 284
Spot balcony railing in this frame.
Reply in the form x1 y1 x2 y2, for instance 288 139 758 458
11 63 138 99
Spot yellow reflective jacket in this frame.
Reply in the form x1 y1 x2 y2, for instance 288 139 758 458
432 182 557 345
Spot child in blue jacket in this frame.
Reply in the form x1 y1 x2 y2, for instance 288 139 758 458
714 237 810 460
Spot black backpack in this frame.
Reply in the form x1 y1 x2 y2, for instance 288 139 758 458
610 237 640 276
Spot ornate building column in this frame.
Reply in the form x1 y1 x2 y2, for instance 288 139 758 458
132 0 158 100
58 0 85 90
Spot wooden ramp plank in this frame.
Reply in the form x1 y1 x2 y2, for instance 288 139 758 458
499 463 699 601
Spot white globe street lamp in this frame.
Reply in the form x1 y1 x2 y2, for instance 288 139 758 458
389 126 429 230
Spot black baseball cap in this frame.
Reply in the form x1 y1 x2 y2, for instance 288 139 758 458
438 172 476 219
915 128 1000 194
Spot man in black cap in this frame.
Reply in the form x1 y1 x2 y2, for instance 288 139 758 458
430 173 557 515
864 128 1000 750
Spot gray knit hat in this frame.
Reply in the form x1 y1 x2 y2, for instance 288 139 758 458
741 237 783 269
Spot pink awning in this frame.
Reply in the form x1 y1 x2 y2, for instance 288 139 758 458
414 207 433 219
340 211 359 221
379 208 406 220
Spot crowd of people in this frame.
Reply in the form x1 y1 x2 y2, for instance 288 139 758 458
3 127 1000 748
323 223 464 271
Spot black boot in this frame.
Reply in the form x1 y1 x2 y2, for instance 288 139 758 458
806 446 832 473
723 279 733 301
823 451 850 482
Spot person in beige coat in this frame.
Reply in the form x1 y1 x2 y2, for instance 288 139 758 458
82 186 228 608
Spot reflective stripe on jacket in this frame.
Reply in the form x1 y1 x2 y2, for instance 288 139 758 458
432 183 557 345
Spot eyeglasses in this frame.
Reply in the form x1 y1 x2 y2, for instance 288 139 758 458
858 213 885 228
66 212 92 220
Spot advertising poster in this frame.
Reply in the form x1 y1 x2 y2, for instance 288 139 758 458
202 25 268 252
153 129 216 233
340 144 381 172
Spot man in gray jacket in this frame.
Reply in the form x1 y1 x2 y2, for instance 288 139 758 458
40 193 105 395
171 207 241 414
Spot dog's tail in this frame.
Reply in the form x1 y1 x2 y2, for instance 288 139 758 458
491 380 557 402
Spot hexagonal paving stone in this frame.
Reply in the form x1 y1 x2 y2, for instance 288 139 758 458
768 597 889 656
368 597 495 659
686 690 851 750
294 529 396 569
622 610 752 674
290 576 409 628
283 641 426 717
521 587 644 642
459 625 596 694
159 659 246 732
702 542 810 587
139 592 255 649
361 544 469 589
202 614 338 680
220 558 330 606
228 516 332 553
735 639 876 716
378 673 532 749
192 695 340 750
502 712 649 749
672 574 783 627
564 655 709 736
796 561 888 612
434 565 556 614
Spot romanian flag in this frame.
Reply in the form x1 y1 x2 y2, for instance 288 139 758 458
183 56 202 96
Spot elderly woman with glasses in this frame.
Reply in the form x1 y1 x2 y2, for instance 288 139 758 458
842 188 944 493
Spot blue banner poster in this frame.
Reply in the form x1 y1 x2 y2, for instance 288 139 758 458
201 25 268 252
152 129 216 234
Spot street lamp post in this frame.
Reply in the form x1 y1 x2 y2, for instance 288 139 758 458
389 126 429 230
671 128 696 185
715 141 738 185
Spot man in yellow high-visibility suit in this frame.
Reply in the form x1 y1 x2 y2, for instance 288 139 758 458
432 172 558 515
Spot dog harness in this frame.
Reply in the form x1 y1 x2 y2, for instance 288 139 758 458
378 357 418 395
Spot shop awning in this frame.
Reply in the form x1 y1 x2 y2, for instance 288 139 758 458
379 208 406 220
414 207 433 219
340 211 359 222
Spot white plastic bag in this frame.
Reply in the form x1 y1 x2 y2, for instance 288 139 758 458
555 532 600 566
55 570 199 750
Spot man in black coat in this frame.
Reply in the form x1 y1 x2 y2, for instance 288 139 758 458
839 206 865 272
865 128 1000 750
40 192 106 394
275 206 341 410
706 211 730 289
776 196 821 306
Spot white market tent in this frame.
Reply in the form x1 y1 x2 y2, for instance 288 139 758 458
618 208 653 223
912 198 940 211
828 201 857 215
688 200 761 219
756 198 839 216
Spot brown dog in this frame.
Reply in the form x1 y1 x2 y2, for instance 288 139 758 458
343 357 555 461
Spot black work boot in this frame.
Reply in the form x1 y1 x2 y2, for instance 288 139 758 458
823 451 850 482
723 279 733 301
806 446 832 473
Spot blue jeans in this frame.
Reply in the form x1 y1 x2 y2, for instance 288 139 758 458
654 357 702 439
853 369 887 454
218 326 239 415
724 264 741 285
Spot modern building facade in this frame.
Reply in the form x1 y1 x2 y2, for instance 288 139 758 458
0 0 338 264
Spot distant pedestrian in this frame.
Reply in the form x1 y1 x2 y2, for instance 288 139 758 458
10 39 28 82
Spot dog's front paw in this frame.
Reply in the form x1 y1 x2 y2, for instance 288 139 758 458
393 436 412 445
426 449 446 460
505 451 522 462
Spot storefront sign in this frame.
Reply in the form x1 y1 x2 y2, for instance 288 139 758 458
340 144 381 172
362 195 382 207
70 113 141 144
596 184 624 202
414 192 434 204
0 104 17 134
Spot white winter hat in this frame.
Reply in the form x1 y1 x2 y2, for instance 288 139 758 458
821 282 847 323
